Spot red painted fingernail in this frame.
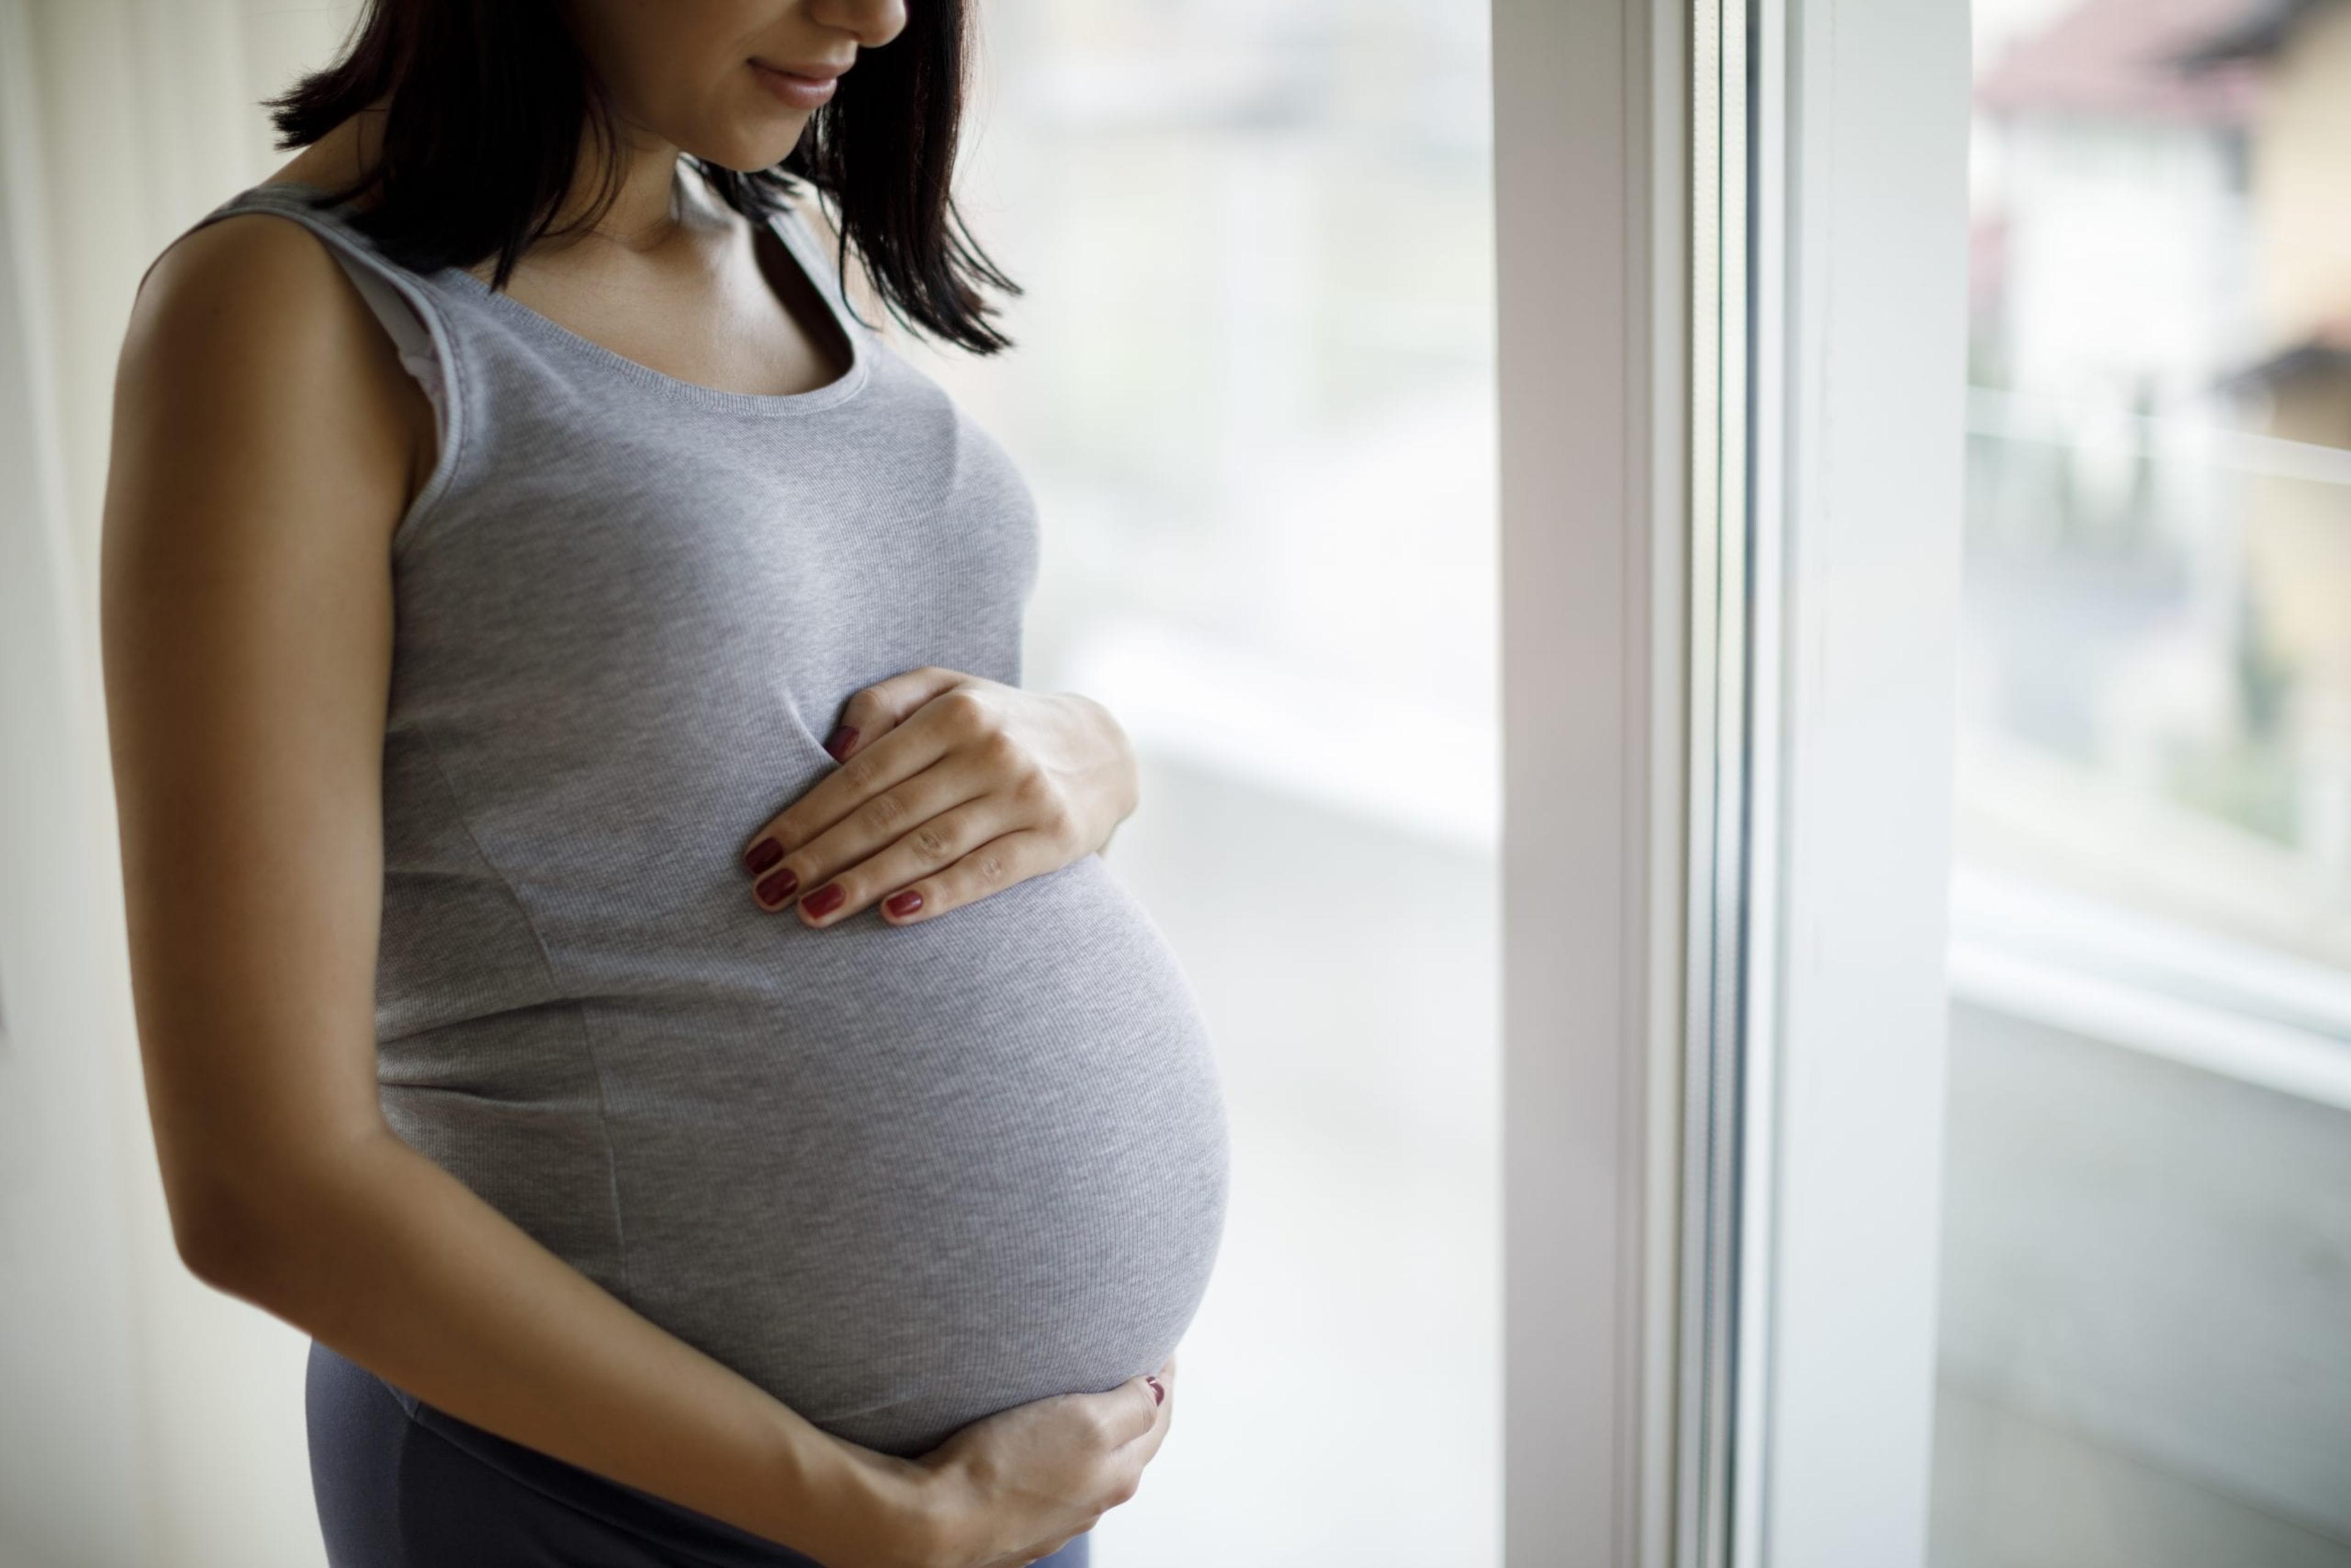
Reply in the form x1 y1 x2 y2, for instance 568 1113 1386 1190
755 868 798 906
801 883 846 918
744 837 784 875
1147 1376 1164 1405
823 725 858 761
884 889 923 918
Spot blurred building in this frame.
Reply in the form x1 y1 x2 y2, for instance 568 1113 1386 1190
2194 0 2351 884
1935 4 2351 1564
1964 0 2351 966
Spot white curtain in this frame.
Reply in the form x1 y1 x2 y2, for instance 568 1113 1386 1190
0 6 360 1564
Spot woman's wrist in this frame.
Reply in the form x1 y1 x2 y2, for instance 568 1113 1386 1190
755 1420 956 1568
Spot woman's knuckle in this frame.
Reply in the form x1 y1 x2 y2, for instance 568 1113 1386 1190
970 851 1007 885
939 686 992 732
975 731 1024 774
909 823 953 861
1011 776 1068 826
1032 789 1078 837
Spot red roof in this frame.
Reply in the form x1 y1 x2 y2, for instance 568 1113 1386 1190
1975 0 2270 124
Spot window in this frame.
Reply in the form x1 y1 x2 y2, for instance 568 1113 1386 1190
1931 2 2351 1562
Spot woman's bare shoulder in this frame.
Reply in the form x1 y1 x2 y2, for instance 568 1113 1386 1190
118 198 430 526
127 201 388 386
135 200 349 340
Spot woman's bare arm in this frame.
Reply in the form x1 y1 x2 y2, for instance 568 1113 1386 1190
97 211 940 1565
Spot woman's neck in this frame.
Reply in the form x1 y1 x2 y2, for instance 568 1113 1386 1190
277 100 704 260
549 128 695 253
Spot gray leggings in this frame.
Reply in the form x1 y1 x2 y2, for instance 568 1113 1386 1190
307 1341 1095 1567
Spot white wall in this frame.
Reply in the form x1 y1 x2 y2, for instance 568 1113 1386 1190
0 5 360 1564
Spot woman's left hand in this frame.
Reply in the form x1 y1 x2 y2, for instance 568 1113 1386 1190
739 667 1140 928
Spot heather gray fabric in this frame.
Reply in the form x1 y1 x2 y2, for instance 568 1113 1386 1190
187 177 1231 1459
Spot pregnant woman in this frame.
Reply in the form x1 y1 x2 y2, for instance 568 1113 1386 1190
97 1 1231 1564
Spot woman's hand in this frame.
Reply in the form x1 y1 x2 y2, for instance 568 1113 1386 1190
740 668 1141 928
904 1354 1178 1568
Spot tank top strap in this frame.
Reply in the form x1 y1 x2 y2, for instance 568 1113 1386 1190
765 192 870 339
179 180 467 552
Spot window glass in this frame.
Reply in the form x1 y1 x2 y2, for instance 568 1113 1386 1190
1935 2 2351 1562
896 4 1501 1559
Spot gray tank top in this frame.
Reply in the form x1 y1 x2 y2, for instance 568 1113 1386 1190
182 177 1230 1458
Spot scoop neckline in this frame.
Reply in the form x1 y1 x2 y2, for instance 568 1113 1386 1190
249 175 874 418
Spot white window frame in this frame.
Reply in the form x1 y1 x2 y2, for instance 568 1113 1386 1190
1496 2 1969 1564
1494 0 1687 1562
1754 2 1970 1566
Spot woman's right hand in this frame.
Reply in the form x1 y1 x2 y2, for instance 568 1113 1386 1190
902 1352 1178 1568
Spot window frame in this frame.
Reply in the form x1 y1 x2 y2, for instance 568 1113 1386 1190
1753 2 1970 1565
1495 2 1970 1564
1494 0 1687 1562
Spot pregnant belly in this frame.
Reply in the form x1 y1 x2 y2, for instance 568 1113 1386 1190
587 852 1231 1458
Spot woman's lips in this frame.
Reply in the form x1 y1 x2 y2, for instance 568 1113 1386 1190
751 59 844 110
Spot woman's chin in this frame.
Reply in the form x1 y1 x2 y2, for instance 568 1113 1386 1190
684 113 811 174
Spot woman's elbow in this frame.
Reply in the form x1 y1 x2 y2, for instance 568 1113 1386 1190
160 1141 354 1307
165 1165 282 1296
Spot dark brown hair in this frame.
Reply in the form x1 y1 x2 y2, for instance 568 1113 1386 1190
264 0 1021 353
